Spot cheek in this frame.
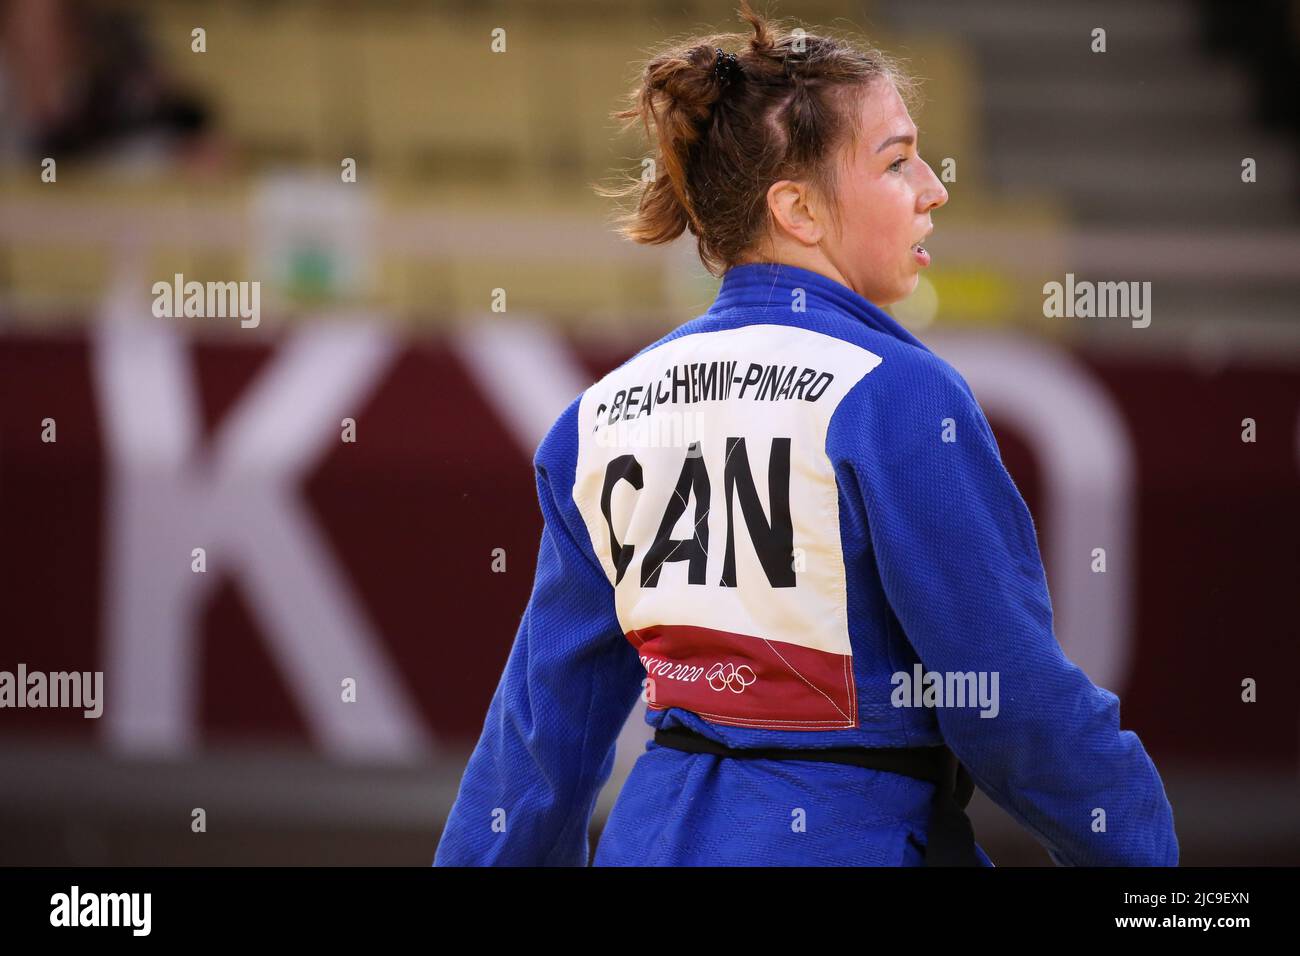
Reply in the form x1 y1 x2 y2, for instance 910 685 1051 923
845 199 895 253
838 181 911 269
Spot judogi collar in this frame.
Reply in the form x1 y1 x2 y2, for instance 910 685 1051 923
707 261 933 354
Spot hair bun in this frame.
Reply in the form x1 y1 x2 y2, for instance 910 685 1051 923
712 48 742 87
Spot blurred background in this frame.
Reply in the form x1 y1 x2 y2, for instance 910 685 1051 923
0 0 1297 866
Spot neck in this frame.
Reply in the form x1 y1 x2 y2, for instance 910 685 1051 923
739 240 855 298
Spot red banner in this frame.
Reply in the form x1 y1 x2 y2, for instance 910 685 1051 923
2 320 1296 768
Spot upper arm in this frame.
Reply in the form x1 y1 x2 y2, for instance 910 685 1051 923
829 353 1177 865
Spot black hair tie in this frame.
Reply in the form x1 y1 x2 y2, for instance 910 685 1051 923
712 48 741 87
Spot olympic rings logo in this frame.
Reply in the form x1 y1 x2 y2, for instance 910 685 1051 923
705 662 757 693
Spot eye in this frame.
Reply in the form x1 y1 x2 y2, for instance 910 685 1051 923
888 157 906 173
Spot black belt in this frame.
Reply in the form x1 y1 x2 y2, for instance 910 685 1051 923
653 725 980 866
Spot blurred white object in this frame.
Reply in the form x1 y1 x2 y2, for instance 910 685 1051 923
250 170 377 309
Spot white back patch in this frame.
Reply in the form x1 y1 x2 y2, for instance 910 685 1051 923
572 324 882 731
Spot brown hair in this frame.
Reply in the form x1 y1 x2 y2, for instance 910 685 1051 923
595 1 915 277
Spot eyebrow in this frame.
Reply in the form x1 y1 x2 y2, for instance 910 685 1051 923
875 133 916 153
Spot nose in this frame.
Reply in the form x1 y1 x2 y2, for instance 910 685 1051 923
919 160 948 212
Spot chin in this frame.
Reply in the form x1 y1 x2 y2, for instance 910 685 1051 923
876 281 916 307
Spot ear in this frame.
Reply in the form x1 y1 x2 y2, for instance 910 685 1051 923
765 179 825 246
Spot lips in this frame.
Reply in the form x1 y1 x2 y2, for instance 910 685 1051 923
911 229 933 267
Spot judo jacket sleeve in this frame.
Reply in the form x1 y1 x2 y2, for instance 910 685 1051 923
433 407 646 866
832 350 1179 866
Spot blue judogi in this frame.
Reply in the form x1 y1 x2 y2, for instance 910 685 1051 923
433 262 1178 867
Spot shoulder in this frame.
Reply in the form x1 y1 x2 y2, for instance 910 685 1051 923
826 333 986 462
534 394 582 479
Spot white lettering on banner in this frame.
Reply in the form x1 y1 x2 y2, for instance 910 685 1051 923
638 656 705 683
92 304 433 761
450 316 592 454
